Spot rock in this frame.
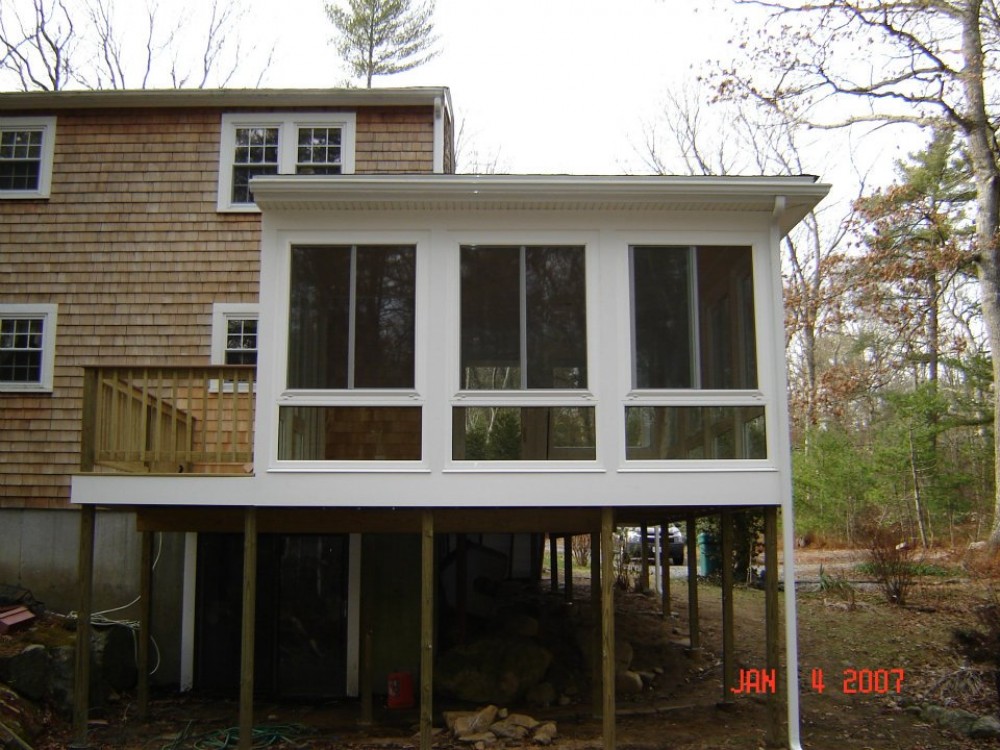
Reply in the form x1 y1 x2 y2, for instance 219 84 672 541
525 681 557 708
615 669 644 694
489 719 529 740
968 715 1000 739
453 705 499 738
456 731 496 744
0 644 50 700
503 613 540 638
939 708 978 735
533 721 558 745
615 636 634 671
505 713 540 729
437 637 553 703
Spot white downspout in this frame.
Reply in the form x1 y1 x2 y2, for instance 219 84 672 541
771 195 806 750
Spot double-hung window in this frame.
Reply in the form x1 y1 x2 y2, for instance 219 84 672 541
217 113 356 211
278 244 419 462
454 245 594 461
0 304 57 392
0 117 56 199
626 245 765 461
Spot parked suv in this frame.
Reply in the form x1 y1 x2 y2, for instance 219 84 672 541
624 525 685 566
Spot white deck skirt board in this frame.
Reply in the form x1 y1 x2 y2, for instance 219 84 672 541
71 470 784 507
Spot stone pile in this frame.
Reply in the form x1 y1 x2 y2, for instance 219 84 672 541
443 704 558 747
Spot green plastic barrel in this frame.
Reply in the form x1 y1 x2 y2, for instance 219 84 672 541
697 532 719 576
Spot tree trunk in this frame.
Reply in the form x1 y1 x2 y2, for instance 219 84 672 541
959 1 1000 547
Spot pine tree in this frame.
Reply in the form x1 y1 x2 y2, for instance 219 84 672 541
325 0 439 88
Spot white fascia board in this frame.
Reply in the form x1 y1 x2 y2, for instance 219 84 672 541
249 174 829 237
71 469 785 508
0 86 452 112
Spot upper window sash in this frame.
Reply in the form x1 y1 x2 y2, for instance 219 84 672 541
0 117 56 199
217 113 356 211
0 304 57 392
460 245 588 390
629 245 757 390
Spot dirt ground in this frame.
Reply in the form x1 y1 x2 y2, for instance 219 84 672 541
13 547 1000 749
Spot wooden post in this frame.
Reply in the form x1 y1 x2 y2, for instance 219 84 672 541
456 534 468 643
137 531 153 721
564 535 573 602
764 506 782 746
420 511 434 750
80 368 98 472
720 512 735 703
72 505 96 748
638 524 649 593
239 508 258 750
549 534 558 592
359 536 373 726
590 531 601 719
686 516 700 651
660 525 670 619
600 509 616 750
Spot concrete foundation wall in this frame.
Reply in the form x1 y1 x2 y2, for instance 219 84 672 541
0 508 185 685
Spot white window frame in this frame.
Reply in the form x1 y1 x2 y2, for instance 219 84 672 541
217 113 356 212
211 303 259 365
447 234 601 470
619 239 773 469
269 232 428 471
210 303 258 393
0 116 56 199
0 303 57 392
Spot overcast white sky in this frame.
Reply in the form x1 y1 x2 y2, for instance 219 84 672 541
247 0 741 174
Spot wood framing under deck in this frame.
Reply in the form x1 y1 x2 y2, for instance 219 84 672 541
69 503 786 750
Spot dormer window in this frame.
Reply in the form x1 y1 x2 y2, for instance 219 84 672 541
217 113 356 211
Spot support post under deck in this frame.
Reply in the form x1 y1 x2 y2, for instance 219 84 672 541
238 508 257 750
600 508 615 750
420 511 434 750
765 506 782 746
72 505 96 749
137 530 153 721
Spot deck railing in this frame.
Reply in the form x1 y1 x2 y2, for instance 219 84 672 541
80 365 256 475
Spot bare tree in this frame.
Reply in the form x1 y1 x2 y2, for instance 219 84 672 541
0 0 76 90
0 0 274 91
640 85 856 434
711 0 1000 544
325 0 439 88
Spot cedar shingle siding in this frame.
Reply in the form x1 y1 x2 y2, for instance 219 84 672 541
0 103 441 508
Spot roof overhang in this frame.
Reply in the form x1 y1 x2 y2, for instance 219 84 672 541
250 174 830 237
0 86 452 113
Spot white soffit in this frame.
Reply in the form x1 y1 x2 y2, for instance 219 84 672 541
250 174 830 237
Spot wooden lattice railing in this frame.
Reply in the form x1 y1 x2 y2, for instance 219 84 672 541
80 365 255 475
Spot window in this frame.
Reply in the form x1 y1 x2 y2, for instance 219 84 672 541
0 117 56 199
286 245 415 389
625 406 766 460
626 246 764 461
460 245 587 389
631 245 757 389
211 304 259 365
454 245 592 462
0 304 57 392
217 113 356 210
278 244 419 462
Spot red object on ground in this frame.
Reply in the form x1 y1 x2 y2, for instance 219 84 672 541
0 605 35 634
387 671 414 708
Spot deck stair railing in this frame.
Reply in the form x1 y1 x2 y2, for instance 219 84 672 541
80 365 256 475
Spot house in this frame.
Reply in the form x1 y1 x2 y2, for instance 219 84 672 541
0 87 827 750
